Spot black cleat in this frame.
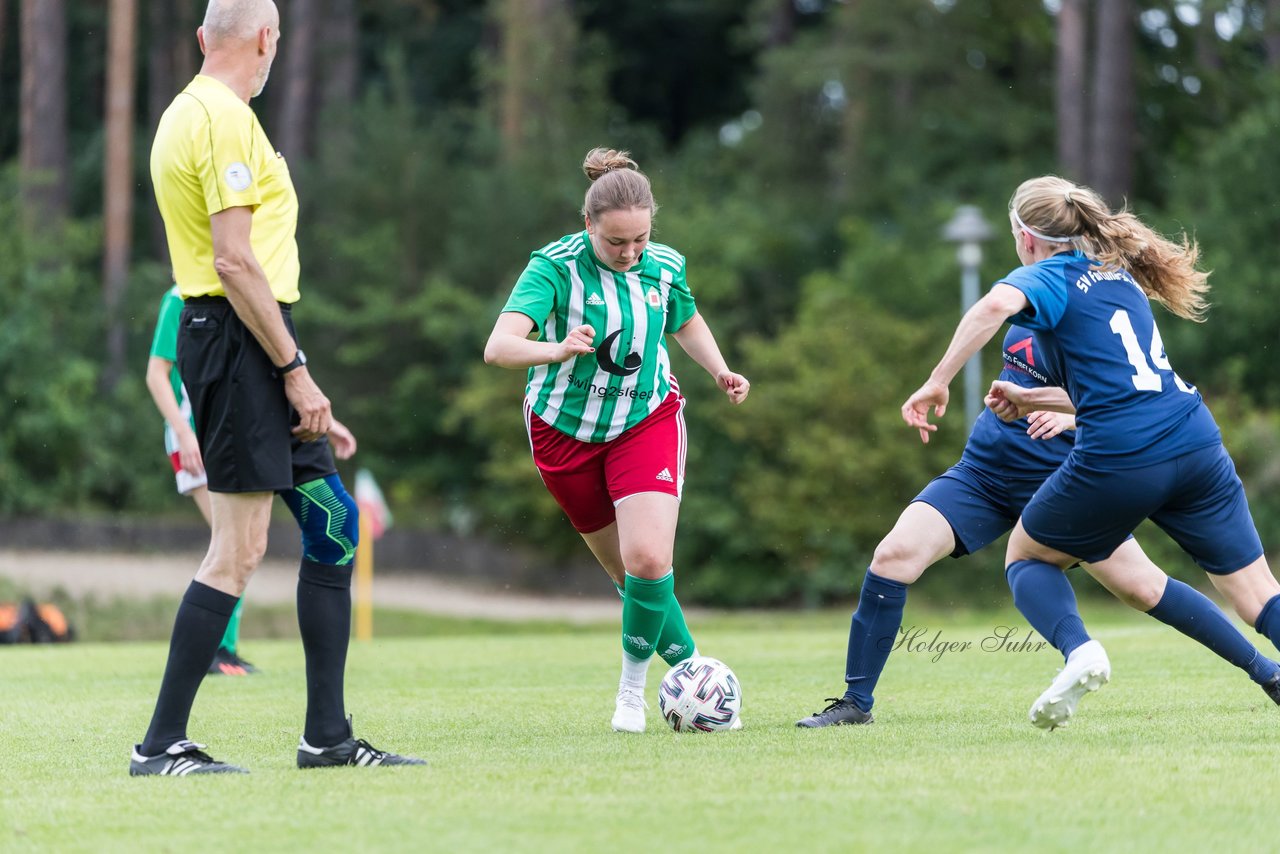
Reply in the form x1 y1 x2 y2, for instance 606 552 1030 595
1262 673 1280 706
208 648 256 676
297 716 426 769
796 697 874 728
129 740 248 776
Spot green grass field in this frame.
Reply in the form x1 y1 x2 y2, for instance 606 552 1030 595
2 610 1277 852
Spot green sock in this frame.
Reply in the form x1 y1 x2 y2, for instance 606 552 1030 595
657 593 696 665
621 572 673 661
218 598 244 654
616 577 695 665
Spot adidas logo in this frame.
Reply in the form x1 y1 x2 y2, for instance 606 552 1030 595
661 643 686 658
655 468 674 483
624 633 653 651
586 293 605 306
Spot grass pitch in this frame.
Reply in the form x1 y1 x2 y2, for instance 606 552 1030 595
1 610 1276 852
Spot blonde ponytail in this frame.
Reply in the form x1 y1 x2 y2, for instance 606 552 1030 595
1011 176 1210 321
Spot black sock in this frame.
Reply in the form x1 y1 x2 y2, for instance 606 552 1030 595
140 580 239 755
297 559 353 746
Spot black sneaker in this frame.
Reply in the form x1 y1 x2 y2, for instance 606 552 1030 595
129 740 248 776
1262 673 1280 706
208 648 250 676
226 651 258 674
796 697 874 728
297 716 426 769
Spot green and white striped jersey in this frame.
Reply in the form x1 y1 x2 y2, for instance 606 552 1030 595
502 230 697 443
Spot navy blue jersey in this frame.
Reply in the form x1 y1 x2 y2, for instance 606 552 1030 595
960 325 1074 481
1000 251 1220 467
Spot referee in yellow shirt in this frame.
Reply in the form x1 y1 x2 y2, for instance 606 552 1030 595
131 0 423 775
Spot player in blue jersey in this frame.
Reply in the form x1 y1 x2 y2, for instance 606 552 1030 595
798 325 1280 728
904 175 1280 730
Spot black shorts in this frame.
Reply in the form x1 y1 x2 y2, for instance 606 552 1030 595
176 296 336 493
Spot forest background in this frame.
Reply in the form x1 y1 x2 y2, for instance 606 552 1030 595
3 0 1280 606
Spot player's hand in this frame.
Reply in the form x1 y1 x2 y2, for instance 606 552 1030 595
717 370 750 405
902 379 949 443
984 391 1020 422
177 429 205 476
328 418 358 459
285 368 332 441
553 325 595 363
1026 410 1074 440
986 380 1033 422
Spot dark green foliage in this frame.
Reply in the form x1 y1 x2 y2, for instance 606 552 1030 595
4 1 1280 604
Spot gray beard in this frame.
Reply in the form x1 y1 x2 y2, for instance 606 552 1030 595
252 63 272 99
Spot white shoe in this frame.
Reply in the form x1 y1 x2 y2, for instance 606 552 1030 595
1029 639 1110 731
729 716 743 731
611 686 648 733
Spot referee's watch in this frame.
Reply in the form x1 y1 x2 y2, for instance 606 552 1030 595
278 350 307 375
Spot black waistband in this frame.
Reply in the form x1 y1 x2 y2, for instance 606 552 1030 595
184 295 292 311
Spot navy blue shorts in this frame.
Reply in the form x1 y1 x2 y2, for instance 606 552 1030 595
912 462 1042 558
1021 443 1263 574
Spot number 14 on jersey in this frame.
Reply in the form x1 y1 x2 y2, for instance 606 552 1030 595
1109 309 1195 394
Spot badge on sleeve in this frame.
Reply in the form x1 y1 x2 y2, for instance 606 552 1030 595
225 162 253 192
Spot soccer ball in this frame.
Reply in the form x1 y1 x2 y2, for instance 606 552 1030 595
658 656 741 732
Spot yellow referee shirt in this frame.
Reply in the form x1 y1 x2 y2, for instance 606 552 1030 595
150 75 301 303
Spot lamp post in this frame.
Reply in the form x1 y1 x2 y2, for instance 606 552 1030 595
942 205 995 427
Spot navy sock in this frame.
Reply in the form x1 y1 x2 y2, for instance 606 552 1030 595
842 569 909 712
298 559 353 746
1254 593 1280 663
141 580 239 755
1006 560 1091 660
1148 579 1279 685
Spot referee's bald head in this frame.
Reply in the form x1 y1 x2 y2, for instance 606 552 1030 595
201 0 279 49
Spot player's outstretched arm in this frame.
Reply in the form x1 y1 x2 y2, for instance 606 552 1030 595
672 312 749 405
484 312 595 368
902 284 1029 443
210 205 331 441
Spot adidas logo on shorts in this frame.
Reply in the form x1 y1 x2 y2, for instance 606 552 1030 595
656 468 674 483
586 293 606 306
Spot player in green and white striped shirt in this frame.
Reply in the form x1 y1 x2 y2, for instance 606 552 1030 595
486 148 750 733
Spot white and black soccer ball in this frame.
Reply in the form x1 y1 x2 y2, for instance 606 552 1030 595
658 656 741 732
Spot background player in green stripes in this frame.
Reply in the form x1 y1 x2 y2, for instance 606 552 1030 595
485 148 750 732
145 283 359 676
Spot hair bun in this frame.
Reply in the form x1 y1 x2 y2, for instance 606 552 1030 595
583 147 638 182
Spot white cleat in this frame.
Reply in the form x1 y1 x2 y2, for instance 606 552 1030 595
611 686 648 733
729 716 743 731
1029 639 1111 731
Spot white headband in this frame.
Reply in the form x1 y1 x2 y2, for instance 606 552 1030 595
1012 209 1075 244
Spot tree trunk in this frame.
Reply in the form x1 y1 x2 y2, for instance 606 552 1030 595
765 0 795 48
0 0 9 129
102 0 138 391
320 0 358 111
147 0 175 268
831 0 865 204
19 0 69 228
1055 0 1088 181
172 0 198 83
493 0 574 163
1267 0 1280 68
277 0 317 161
1089 0 1134 204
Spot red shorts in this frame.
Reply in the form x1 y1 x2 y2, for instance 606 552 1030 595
526 391 687 533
